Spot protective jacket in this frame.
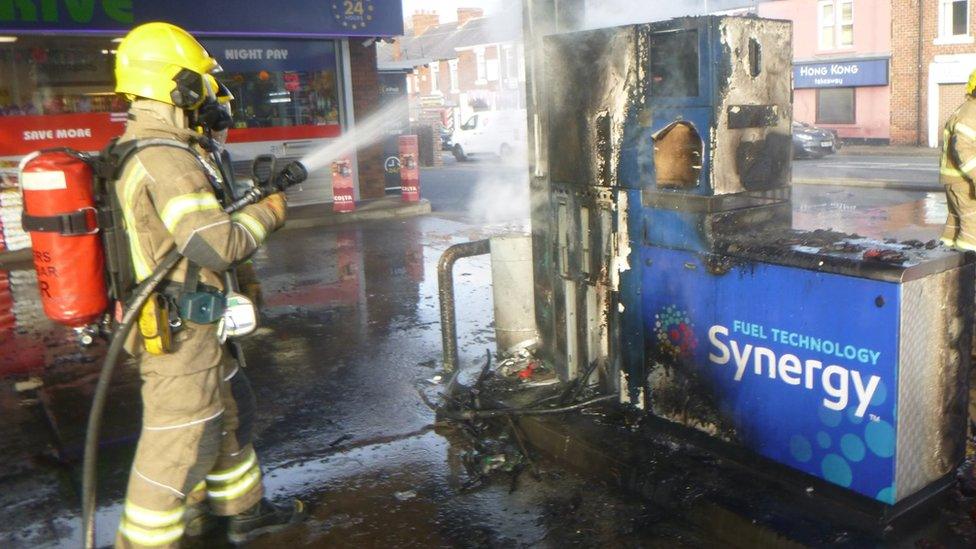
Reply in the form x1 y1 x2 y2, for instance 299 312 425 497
940 96 976 250
115 100 281 292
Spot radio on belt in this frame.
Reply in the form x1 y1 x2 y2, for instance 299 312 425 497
528 15 974 515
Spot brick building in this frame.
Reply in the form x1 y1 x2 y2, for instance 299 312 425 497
378 8 525 130
891 0 976 146
759 0 892 143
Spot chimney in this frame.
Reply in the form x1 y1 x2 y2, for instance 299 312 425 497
457 7 484 28
411 10 440 36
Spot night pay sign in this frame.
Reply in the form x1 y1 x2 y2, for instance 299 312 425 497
793 59 889 89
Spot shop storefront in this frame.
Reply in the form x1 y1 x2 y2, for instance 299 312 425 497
792 57 890 143
0 0 402 250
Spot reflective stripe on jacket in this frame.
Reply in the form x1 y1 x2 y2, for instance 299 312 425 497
115 100 280 288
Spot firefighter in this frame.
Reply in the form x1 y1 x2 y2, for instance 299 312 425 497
112 22 303 548
940 69 976 251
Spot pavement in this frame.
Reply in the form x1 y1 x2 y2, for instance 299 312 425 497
837 144 939 157
3 215 687 548
0 154 968 547
793 152 941 192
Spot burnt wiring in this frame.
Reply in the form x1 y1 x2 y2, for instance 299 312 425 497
415 350 616 493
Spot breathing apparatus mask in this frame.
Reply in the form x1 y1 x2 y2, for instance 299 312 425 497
190 74 234 142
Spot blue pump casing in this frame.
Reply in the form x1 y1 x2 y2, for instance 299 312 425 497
534 15 973 507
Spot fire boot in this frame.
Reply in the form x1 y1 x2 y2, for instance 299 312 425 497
184 501 222 538
227 498 307 544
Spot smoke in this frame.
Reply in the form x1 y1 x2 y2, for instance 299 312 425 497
466 157 532 227
582 0 758 29
299 99 409 172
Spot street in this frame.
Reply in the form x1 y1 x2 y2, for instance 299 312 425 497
0 217 706 548
2 0 975 545
793 153 940 189
0 149 968 547
422 152 947 242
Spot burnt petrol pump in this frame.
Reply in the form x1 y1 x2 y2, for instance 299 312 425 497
527 15 974 512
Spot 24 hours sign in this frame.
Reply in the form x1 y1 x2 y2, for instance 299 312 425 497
331 0 375 30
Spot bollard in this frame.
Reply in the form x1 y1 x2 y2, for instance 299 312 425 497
331 157 355 213
399 135 420 202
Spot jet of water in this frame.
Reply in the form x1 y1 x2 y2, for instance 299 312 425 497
300 99 410 172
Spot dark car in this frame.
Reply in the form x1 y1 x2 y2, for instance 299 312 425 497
792 121 839 158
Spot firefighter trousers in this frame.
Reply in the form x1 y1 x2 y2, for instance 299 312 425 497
116 322 264 549
942 179 976 251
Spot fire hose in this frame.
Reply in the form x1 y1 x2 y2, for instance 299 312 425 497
81 159 307 548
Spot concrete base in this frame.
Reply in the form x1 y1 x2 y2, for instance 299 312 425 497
486 387 963 546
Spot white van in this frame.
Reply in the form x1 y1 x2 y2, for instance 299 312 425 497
452 109 527 161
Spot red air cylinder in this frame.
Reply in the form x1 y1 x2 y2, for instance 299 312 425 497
20 151 108 326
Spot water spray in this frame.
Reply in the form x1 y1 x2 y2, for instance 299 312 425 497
299 99 409 173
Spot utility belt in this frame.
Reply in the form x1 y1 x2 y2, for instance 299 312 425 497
138 264 257 355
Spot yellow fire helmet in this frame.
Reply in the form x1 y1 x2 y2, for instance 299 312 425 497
115 22 220 110
968 68 976 96
205 74 235 105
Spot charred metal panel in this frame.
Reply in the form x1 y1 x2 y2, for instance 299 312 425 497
544 184 619 385
545 27 640 189
710 18 793 194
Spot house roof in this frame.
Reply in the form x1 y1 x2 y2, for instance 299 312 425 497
377 15 522 67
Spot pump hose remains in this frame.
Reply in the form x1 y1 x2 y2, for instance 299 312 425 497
81 160 307 548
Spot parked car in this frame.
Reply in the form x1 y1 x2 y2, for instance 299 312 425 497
452 109 527 161
792 121 838 159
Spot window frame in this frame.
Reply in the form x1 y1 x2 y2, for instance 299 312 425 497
818 0 854 50
448 58 459 93
815 87 857 125
475 47 487 84
937 0 972 43
429 61 440 95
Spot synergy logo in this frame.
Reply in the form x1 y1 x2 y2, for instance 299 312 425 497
707 322 882 418
653 305 698 361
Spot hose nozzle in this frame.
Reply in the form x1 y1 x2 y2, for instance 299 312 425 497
273 161 308 192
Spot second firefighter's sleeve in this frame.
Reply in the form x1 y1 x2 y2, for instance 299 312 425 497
143 149 283 271
951 116 976 179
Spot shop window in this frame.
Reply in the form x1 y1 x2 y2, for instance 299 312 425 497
818 0 854 49
649 30 699 97
202 39 341 131
0 36 124 118
939 0 970 40
816 87 855 124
